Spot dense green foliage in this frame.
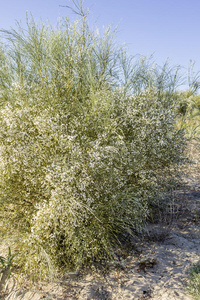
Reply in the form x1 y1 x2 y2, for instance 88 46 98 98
0 11 187 278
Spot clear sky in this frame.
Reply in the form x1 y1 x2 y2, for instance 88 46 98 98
0 0 200 76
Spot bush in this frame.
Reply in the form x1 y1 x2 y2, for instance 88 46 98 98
188 261 200 299
0 12 185 278
176 91 200 139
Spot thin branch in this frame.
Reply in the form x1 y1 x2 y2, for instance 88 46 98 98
59 0 88 17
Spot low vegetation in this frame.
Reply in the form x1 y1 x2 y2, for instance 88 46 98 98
188 261 200 299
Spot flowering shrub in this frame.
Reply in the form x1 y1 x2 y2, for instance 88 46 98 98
0 14 185 278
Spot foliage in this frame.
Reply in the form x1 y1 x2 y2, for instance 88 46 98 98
0 247 17 272
0 10 186 279
0 246 18 290
188 261 200 299
175 61 200 140
176 90 200 139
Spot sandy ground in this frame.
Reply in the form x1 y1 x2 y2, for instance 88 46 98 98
1 141 200 300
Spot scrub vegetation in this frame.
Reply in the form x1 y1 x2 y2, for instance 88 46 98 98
188 261 200 300
0 0 199 282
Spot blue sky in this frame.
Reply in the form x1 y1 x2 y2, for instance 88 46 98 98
0 0 200 77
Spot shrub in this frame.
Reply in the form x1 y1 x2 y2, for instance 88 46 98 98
176 91 200 139
188 261 200 299
0 11 185 278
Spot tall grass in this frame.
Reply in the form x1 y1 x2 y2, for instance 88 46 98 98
0 8 186 279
